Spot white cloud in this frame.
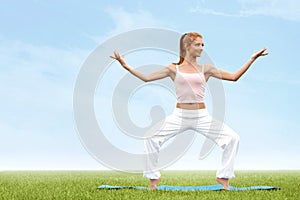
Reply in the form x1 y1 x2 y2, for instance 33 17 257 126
238 0 300 21
106 7 165 32
0 37 92 169
84 7 167 44
190 0 300 22
0 38 88 131
190 7 238 17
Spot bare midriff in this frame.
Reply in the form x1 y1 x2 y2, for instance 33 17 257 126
176 103 206 110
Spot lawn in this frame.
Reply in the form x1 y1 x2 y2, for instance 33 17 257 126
0 170 299 199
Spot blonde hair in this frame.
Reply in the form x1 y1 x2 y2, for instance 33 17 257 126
173 32 203 65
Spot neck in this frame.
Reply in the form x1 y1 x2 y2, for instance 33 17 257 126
183 54 197 66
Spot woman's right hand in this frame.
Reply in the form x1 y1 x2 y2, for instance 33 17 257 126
110 50 131 71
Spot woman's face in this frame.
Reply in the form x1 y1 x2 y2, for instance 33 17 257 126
186 37 204 57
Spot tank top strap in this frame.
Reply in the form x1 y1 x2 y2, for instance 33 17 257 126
201 64 205 74
175 64 179 71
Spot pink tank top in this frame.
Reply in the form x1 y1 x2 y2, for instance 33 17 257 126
174 65 206 103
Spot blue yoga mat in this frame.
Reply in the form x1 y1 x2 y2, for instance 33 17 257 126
98 184 279 191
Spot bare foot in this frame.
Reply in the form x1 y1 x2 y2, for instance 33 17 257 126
149 177 161 190
216 177 229 190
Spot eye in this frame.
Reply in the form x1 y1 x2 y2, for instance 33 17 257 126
195 43 204 47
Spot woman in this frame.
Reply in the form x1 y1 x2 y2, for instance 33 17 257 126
110 32 268 190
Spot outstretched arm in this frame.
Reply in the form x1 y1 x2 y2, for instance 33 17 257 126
207 47 268 81
110 50 170 82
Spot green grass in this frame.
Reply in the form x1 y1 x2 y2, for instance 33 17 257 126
0 170 299 200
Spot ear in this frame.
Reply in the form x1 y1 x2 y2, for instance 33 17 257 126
184 43 190 51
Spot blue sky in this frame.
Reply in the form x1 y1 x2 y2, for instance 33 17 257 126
1 0 300 170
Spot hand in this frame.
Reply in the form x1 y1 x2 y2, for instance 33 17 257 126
251 47 268 60
110 50 130 70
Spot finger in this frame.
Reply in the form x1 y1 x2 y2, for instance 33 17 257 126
113 53 119 60
257 49 266 55
114 50 118 56
115 51 121 59
260 47 267 53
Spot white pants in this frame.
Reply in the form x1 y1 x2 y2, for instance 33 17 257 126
143 108 239 179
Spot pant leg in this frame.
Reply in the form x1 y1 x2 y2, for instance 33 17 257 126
193 109 240 178
213 122 239 178
143 111 184 179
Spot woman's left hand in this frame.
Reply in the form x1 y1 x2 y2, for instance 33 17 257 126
251 47 268 60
